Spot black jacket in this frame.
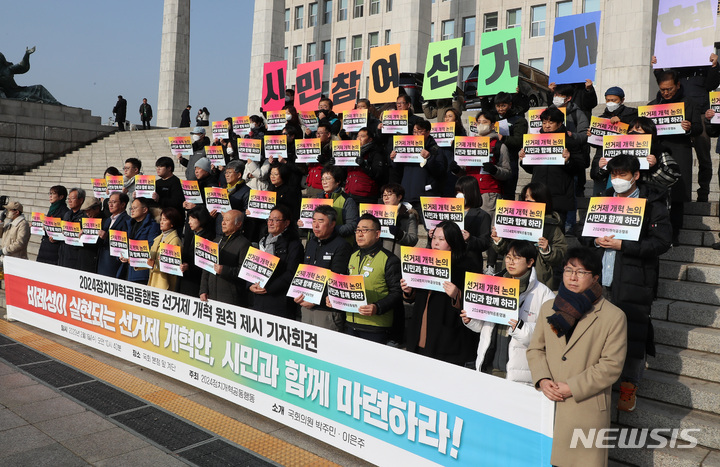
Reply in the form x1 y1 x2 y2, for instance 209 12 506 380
177 227 214 298
36 203 70 265
464 207 492 269
394 135 447 204
58 208 97 273
155 175 184 213
199 231 251 306
303 231 353 309
96 211 130 277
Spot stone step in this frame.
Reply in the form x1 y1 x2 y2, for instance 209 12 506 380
657 278 720 307
609 440 710 467
639 369 720 413
652 299 720 330
677 229 716 247
683 215 720 232
660 261 720 285
661 246 720 265
653 320 720 354
650 345 720 385
617 398 720 450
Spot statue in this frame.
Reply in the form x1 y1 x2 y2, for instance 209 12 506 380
0 47 61 105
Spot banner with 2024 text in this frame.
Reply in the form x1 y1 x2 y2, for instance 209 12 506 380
3 258 553 467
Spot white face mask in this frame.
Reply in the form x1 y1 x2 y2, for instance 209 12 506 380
611 177 634 194
455 192 465 199
285 114 292 121
553 96 566 107
226 146 234 155
477 123 492 136
192 134 201 142
606 102 621 112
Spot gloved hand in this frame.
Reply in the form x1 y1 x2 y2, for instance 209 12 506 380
449 161 463 175
482 162 498 175
388 225 403 240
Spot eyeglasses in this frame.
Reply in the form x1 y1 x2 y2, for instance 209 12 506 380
563 268 593 277
267 218 285 223
355 228 377 234
505 255 525 264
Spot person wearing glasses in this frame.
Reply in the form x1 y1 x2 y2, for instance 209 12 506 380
117 197 160 284
249 205 304 319
317 164 358 243
0 200 30 266
57 188 88 271
527 247 627 467
340 213 402 343
36 185 69 265
461 240 555 382
122 158 142 200
304 122 335 198
583 154 671 413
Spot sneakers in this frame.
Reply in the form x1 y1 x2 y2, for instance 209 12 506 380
618 382 638 412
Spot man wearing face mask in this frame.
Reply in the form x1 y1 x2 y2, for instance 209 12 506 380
581 154 671 413
178 126 211 181
307 98 341 136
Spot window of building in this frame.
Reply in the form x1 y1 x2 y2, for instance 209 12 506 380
531 5 546 37
338 0 348 20
352 35 362 61
583 0 600 12
292 45 302 69
322 81 330 96
284 47 288 61
556 1 572 17
507 8 521 29
430 22 435 42
322 40 331 63
295 6 304 30
354 0 363 18
307 42 317 62
368 32 379 58
460 65 474 82
284 9 290 32
323 0 333 24
528 58 545 72
484 12 498 32
384 29 391 45
309 3 318 27
462 17 476 46
441 20 455 41
336 37 347 63
386 0 393 12
370 0 380 15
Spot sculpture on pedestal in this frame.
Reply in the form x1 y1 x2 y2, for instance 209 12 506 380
0 46 61 105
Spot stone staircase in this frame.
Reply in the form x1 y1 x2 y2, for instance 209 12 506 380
1 127 720 465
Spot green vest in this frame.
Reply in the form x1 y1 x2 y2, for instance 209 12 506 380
347 248 393 328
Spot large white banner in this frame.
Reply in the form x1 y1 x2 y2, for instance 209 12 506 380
4 257 553 466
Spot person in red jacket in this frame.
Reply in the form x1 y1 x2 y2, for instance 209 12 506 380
344 127 388 204
304 123 333 197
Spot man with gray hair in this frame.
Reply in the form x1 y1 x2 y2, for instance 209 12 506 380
0 200 30 264
200 210 251 306
294 204 353 331
58 188 88 270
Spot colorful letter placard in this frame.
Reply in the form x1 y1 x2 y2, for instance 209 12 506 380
266 110 287 131
331 61 364 112
369 44 400 104
393 135 425 164
238 246 280 288
264 135 288 160
287 264 331 305
359 204 399 239
421 197 465 230
108 229 128 258
106 175 124 195
299 198 334 229
477 28 521 95
431 122 455 148
168 136 193 157
382 110 409 134
295 60 324 111
232 116 251 137
134 175 156 198
92 178 108 199
62 221 83 247
654 0 719 69
262 60 287 111
550 11 602 84
464 272 520 325
299 110 319 131
206 145 226 167
343 109 368 133
295 138 322 163
454 136 491 166
194 236 219 275
332 140 361 166
31 212 45 236
237 138 262 162
327 273 367 313
588 117 629 147
128 239 151 269
247 190 277 219
400 246 451 293
602 134 652 170
468 116 478 136
81 217 101 244
582 197 647 241
212 120 230 140
44 217 64 241
158 242 183 277
522 134 566 165
182 180 203 204
423 38 463 100
638 103 685 135
711 91 720 123
494 200 546 242
204 187 231 213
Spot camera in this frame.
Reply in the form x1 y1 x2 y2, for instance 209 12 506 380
0 195 7 208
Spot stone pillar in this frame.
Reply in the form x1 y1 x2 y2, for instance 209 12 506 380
247 0 286 116
157 0 190 128
392 0 432 74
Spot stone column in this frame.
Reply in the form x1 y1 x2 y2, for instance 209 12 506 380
157 0 190 128
247 0 285 116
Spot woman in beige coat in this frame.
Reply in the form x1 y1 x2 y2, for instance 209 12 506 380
147 207 183 291
527 247 627 467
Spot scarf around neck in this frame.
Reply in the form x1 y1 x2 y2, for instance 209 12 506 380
47 200 66 217
547 280 603 338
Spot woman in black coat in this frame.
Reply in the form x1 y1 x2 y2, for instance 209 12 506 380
178 207 215 298
36 185 70 265
249 205 304 320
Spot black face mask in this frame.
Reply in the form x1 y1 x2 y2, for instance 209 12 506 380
627 131 641 135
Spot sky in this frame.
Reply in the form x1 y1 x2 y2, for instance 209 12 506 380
1 0 254 126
